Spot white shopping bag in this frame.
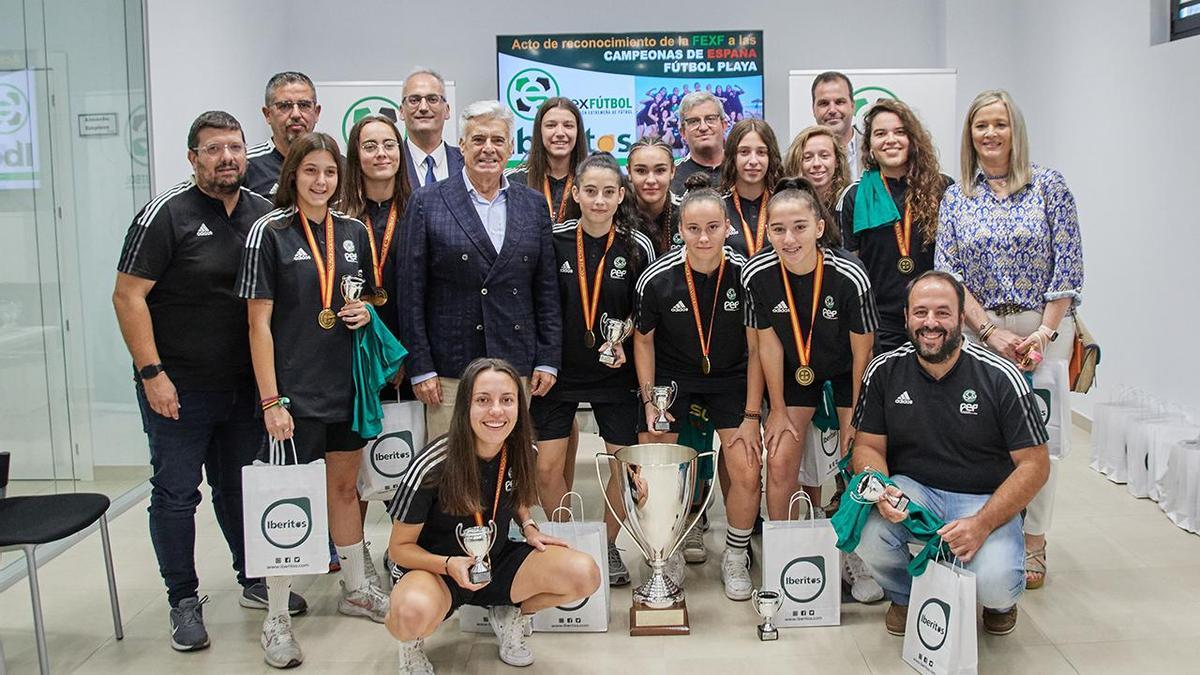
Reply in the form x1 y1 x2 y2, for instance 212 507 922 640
902 559 978 675
457 604 493 633
242 439 329 577
1148 423 1200 502
1031 361 1071 459
799 425 840 487
358 401 425 501
532 493 610 633
761 493 841 627
1161 438 1200 534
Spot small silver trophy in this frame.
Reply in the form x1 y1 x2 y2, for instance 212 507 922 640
752 589 782 641
598 313 634 366
340 272 365 303
854 471 911 512
455 521 497 584
649 381 678 432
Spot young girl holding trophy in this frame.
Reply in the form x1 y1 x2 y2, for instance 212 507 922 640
385 358 600 672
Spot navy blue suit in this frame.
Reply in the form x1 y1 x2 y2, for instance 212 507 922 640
405 143 465 192
397 172 561 380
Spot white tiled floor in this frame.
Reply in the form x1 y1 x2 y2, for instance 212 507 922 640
3 426 1200 673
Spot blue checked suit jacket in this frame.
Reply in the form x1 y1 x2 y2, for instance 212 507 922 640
396 172 561 380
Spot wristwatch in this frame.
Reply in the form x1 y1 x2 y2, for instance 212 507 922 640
1039 325 1059 342
138 363 165 380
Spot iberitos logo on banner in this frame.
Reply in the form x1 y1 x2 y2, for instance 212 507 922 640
261 497 314 549
498 30 764 166
780 555 827 604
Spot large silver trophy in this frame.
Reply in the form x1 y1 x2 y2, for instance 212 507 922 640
454 521 497 585
597 312 634 366
596 443 718 635
649 382 678 432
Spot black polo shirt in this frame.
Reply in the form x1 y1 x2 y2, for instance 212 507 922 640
743 248 878 380
723 191 771 258
388 437 519 559
635 246 748 393
670 156 721 194
836 175 953 347
237 207 377 421
245 139 285 199
117 181 274 390
506 169 579 224
361 198 401 341
548 220 656 402
853 341 1049 494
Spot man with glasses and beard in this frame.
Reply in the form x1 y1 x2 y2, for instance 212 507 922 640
245 71 322 198
113 111 306 653
847 271 1049 638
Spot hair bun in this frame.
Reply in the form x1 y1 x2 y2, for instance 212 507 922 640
772 176 817 194
683 172 716 192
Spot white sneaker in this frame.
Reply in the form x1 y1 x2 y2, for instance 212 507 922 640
488 605 533 667
682 527 707 563
398 637 435 674
261 614 303 669
843 552 884 603
338 581 390 623
721 549 753 601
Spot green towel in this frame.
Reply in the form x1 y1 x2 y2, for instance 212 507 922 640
812 381 838 431
832 469 950 576
852 169 901 234
352 305 408 438
679 407 715 503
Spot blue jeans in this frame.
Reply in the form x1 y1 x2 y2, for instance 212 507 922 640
855 475 1025 611
136 379 264 606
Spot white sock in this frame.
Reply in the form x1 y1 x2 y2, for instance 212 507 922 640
337 540 367 591
724 525 753 553
266 575 291 618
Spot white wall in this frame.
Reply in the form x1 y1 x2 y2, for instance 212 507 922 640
145 0 289 186
949 0 1200 417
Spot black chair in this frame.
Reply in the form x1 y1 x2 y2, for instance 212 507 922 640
0 451 123 674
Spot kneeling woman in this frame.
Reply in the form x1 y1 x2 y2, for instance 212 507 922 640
742 178 877 517
385 358 601 672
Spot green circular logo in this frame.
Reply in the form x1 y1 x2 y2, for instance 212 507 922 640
780 556 827 604
852 85 901 133
260 497 314 549
506 68 559 121
128 104 149 167
963 389 977 403
341 96 402 145
0 83 30 135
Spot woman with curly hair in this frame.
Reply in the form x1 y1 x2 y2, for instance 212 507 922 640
836 99 953 350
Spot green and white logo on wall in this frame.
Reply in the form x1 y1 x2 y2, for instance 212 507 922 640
0 84 30 135
506 68 559 121
129 104 149 167
341 96 402 145
852 85 900 132
261 497 314 549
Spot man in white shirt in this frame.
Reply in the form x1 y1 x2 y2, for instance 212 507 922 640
401 68 464 190
811 71 863 180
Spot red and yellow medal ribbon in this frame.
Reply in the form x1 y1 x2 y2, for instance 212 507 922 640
731 187 770 255
779 249 824 374
683 251 726 373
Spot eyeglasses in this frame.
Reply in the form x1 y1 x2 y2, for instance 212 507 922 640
404 94 444 107
360 140 400 154
192 142 246 157
269 99 316 113
682 114 724 129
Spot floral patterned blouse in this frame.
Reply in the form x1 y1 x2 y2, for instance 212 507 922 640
935 164 1083 312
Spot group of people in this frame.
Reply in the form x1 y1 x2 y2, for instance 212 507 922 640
112 65 1083 673
636 82 752 150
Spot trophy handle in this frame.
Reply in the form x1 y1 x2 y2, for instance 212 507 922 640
593 452 651 561
665 447 721 561
485 520 497 549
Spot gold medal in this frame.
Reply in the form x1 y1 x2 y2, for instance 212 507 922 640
371 288 389 306
584 330 596 349
795 366 815 386
683 251 726 378
364 201 397 308
318 308 336 329
883 176 916 277
897 256 915 275
701 355 711 375
576 223 616 353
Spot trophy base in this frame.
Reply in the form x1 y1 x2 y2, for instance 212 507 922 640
468 569 492 585
652 422 671 432
598 354 617 366
757 625 778 641
629 599 690 636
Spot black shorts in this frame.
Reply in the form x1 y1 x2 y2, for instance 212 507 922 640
392 541 535 619
639 388 745 433
530 396 639 446
782 372 854 409
272 418 367 464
